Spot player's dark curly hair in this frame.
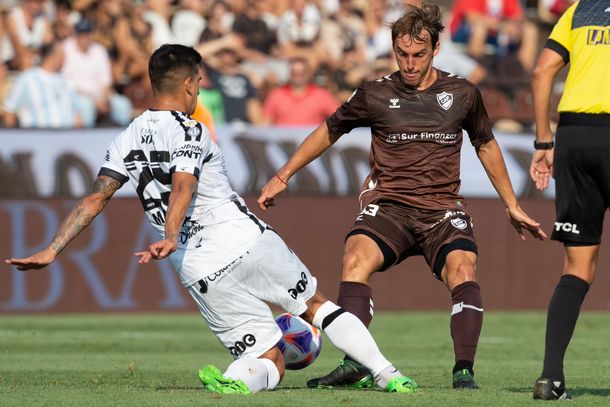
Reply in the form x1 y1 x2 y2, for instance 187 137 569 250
148 44 202 94
391 2 445 48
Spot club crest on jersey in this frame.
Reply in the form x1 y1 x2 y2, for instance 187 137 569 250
437 92 453 110
451 217 468 230
389 98 400 109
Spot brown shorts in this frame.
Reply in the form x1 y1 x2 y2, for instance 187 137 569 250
347 200 478 280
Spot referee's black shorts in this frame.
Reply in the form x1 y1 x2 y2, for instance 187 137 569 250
552 122 610 245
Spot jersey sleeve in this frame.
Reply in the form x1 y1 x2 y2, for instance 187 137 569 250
325 85 370 136
463 85 494 147
168 117 213 179
546 2 577 63
98 136 129 184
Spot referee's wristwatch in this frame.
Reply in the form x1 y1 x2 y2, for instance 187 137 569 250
533 140 554 150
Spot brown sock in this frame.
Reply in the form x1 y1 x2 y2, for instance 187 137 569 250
450 281 483 372
337 281 373 327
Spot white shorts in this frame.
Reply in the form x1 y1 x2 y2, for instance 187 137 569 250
186 230 317 359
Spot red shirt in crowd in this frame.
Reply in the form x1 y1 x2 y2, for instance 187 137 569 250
449 0 524 37
263 84 339 126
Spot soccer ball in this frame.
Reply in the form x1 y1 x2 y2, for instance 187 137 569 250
275 313 322 370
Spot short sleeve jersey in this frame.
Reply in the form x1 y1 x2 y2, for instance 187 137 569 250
546 1 610 114
326 70 494 210
100 110 265 286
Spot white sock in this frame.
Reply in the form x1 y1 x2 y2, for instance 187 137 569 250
312 301 401 383
224 357 280 392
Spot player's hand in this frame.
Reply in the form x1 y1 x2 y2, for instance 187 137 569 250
257 175 288 211
505 206 547 241
135 238 177 263
5 248 57 271
530 149 554 191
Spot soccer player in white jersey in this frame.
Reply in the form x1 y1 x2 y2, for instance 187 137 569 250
5 44 416 395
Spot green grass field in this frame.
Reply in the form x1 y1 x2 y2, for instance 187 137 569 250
1 312 610 406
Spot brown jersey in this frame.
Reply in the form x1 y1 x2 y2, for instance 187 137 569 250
326 69 494 210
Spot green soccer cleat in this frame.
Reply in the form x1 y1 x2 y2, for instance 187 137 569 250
453 368 481 389
198 365 250 394
306 358 374 389
532 377 571 400
385 376 418 393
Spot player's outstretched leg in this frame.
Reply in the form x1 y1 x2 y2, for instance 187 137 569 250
199 348 283 394
306 282 375 389
302 293 417 393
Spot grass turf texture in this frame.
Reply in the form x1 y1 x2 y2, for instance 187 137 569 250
1 312 610 406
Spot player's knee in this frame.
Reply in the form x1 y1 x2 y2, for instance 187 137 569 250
341 251 373 282
444 260 477 289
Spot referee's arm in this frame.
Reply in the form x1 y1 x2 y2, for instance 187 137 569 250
531 47 566 144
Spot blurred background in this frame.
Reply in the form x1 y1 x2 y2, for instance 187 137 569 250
2 0 610 314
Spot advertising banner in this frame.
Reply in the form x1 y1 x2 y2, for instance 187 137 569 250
0 126 554 199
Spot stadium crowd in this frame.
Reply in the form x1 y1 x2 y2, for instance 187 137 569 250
0 0 573 131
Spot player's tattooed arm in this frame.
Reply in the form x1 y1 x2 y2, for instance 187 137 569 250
49 175 122 254
6 175 123 270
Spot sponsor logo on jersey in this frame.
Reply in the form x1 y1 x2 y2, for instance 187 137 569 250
184 119 198 127
179 217 205 244
437 91 453 110
229 334 257 357
587 28 610 45
171 144 203 160
288 272 310 299
389 98 401 109
385 132 458 144
451 217 468 230
105 150 110 161
554 222 580 234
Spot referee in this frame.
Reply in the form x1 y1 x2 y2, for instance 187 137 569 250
530 0 610 400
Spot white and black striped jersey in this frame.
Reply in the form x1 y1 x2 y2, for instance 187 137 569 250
99 109 266 286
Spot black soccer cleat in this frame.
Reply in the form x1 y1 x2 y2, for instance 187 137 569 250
533 377 571 400
452 368 481 389
306 358 374 389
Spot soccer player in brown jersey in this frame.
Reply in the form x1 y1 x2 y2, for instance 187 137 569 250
258 3 546 390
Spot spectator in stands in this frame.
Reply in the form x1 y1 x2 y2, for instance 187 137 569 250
262 57 339 125
118 3 155 113
321 0 367 69
537 0 576 24
62 18 132 126
199 0 233 43
434 37 487 85
198 35 263 124
172 0 207 47
143 0 175 49
276 0 327 70
448 0 539 70
233 0 290 90
5 0 54 70
52 0 77 41
3 42 83 129
364 0 394 61
198 63 226 124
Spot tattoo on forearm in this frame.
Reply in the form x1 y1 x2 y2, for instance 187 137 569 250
50 203 95 253
92 176 121 198
49 176 120 253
